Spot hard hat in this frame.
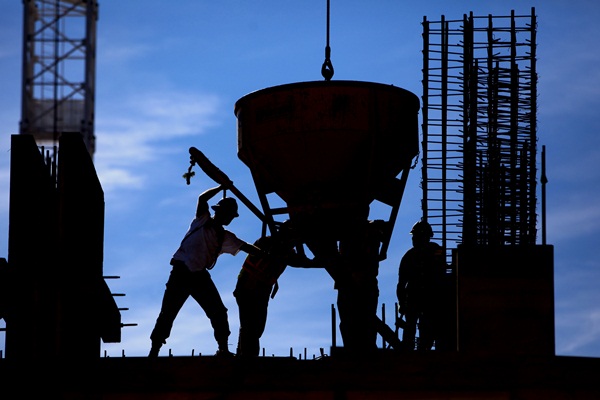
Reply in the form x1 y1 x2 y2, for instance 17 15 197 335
211 197 239 217
279 219 294 231
274 219 296 241
410 220 433 238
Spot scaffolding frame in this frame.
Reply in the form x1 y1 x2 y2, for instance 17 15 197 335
20 0 98 158
422 9 538 260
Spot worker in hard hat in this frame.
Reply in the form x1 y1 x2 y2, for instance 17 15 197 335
396 220 447 351
148 184 267 358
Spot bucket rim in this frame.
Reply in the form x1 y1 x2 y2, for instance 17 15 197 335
234 80 419 115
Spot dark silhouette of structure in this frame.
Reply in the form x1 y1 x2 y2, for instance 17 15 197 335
421 8 554 356
4 133 121 360
1 4 599 399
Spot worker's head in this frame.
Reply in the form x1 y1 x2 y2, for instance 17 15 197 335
277 219 294 239
211 197 239 225
271 219 299 248
410 220 433 247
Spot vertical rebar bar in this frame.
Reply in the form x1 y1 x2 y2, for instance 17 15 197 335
331 303 336 348
541 145 547 245
421 16 430 222
441 16 448 251
530 7 538 241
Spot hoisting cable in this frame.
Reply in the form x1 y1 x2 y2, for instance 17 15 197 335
321 0 334 81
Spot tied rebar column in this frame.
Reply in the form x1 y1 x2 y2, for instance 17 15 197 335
421 8 538 259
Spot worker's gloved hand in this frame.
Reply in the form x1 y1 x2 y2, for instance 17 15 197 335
219 179 234 191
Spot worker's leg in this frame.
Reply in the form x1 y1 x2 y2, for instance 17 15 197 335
190 270 231 353
149 265 191 356
235 288 269 357
417 314 434 351
402 310 419 351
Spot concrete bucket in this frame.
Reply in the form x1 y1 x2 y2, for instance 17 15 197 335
235 80 419 249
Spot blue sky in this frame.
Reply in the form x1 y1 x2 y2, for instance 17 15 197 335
1 1 600 358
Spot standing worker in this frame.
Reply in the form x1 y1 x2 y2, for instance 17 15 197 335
396 220 447 351
336 219 386 355
149 184 266 357
234 221 315 358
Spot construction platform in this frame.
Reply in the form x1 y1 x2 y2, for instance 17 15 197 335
1 350 599 399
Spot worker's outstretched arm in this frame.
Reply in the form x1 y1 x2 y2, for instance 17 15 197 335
285 253 319 269
196 184 232 217
240 242 268 258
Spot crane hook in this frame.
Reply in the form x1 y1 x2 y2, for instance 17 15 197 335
321 46 334 81
321 0 334 81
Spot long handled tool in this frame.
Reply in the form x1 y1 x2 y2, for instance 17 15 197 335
188 146 268 224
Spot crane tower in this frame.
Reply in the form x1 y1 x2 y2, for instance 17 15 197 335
20 0 98 158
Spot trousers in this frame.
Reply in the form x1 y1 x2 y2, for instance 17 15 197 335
234 284 271 357
150 263 230 348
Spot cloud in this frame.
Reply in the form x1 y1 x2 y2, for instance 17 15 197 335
556 309 600 356
99 43 155 64
93 89 222 196
545 149 600 243
547 202 600 242
538 19 600 117
549 148 600 184
96 168 144 191
554 257 600 357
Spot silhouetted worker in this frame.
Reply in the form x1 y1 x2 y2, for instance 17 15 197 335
234 221 314 357
336 219 387 355
149 184 266 358
396 220 447 351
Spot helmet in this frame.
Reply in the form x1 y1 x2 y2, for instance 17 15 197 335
274 219 295 241
410 220 433 238
278 219 293 230
211 197 239 217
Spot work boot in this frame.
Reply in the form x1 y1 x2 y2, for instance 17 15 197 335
215 348 234 357
216 340 234 357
